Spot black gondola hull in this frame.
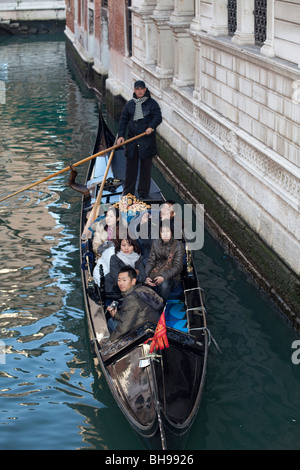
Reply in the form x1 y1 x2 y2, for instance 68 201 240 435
79 110 208 450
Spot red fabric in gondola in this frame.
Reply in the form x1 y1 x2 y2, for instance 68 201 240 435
145 309 169 353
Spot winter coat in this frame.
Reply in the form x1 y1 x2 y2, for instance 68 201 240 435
145 238 185 282
110 284 163 341
93 245 115 286
105 253 146 293
117 89 162 160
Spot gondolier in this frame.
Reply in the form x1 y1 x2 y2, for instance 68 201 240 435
117 80 162 199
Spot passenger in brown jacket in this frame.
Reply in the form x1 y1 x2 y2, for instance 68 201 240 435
145 221 185 301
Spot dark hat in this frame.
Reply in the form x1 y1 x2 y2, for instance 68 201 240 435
134 80 146 89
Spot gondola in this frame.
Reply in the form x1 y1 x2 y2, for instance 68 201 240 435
74 110 209 450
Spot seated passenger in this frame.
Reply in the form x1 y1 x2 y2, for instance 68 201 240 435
160 199 176 221
92 206 119 257
136 210 159 265
107 266 164 341
145 220 185 301
134 200 180 265
93 243 115 287
105 236 146 293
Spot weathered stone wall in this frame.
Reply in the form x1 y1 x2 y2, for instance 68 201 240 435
0 1 65 21
64 0 300 328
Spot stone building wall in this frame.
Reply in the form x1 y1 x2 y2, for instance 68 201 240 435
65 0 300 324
0 1 65 21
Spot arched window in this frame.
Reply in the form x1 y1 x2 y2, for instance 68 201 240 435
125 0 132 57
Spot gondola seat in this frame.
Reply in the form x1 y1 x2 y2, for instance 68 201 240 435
171 320 189 333
165 300 189 332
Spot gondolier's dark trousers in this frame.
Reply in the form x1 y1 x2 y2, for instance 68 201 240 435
123 146 152 198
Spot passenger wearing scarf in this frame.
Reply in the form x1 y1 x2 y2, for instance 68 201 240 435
117 80 162 199
105 237 146 294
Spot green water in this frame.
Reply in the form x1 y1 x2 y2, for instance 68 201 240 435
0 34 299 451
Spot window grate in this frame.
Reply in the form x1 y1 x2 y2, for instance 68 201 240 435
255 0 267 45
228 0 237 37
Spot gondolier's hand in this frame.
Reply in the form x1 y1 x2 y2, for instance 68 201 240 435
146 127 154 135
117 136 124 145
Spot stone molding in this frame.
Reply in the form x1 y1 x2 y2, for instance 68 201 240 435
173 86 300 212
0 1 65 11
131 53 299 217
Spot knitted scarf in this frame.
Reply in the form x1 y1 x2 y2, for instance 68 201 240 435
117 250 140 268
133 96 148 121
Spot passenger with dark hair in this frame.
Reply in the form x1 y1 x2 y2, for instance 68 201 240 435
105 236 146 294
92 206 119 256
160 200 176 221
145 220 185 301
132 200 178 265
107 266 164 341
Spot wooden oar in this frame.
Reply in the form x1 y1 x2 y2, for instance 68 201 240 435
81 143 117 240
0 131 150 203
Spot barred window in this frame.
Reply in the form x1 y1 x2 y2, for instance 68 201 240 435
228 0 237 37
126 0 132 57
89 8 94 34
255 0 267 45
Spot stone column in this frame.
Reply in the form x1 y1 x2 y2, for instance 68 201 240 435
131 0 157 65
169 0 195 87
152 0 175 78
190 0 201 32
169 0 194 24
137 0 157 13
260 0 275 58
191 33 202 101
209 0 228 36
231 0 255 45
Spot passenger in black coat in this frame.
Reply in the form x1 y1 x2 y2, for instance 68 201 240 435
117 80 162 198
105 237 146 294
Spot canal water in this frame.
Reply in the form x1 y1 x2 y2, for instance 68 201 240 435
0 34 299 451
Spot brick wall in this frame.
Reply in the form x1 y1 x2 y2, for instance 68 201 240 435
94 0 101 42
66 0 75 33
108 0 125 55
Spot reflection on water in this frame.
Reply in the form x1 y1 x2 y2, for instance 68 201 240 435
0 35 299 451
0 35 106 450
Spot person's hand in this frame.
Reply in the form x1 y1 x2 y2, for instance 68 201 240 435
154 276 164 285
117 136 124 145
107 306 117 317
145 277 156 287
145 127 153 135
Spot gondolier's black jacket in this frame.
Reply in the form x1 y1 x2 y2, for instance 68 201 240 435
117 89 162 160
110 284 163 342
